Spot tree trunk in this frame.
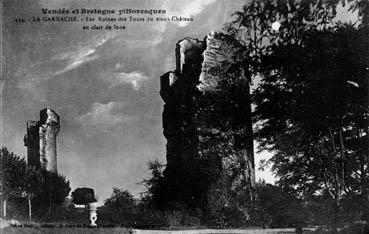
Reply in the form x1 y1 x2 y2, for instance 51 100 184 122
3 198 6 218
28 196 32 221
245 81 256 202
333 201 340 232
47 192 52 219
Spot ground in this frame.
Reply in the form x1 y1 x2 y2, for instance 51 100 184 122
1 227 315 234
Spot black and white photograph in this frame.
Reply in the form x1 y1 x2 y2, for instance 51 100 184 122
1 0 368 233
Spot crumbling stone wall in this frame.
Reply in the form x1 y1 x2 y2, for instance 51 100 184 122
24 108 60 172
160 32 255 214
24 120 41 167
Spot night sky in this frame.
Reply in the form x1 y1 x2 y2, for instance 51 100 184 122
3 0 355 202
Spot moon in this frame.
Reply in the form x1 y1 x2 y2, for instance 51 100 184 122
272 21 281 31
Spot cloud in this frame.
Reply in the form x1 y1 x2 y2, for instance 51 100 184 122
79 102 136 126
125 37 164 48
347 80 359 87
107 71 149 90
17 76 40 90
53 37 111 75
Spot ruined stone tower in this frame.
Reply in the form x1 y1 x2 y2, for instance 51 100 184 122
24 108 60 172
160 32 255 213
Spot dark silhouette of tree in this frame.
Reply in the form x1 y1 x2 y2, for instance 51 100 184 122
71 187 97 206
1 147 28 218
39 171 70 219
1 147 70 220
24 166 43 221
253 24 369 225
139 159 166 209
224 0 368 65
253 182 305 228
224 0 369 228
99 188 137 225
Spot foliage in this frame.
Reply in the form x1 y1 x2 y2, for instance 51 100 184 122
164 209 201 228
225 0 337 76
1 148 28 198
252 182 306 228
253 24 369 223
71 188 96 205
224 0 369 228
98 186 202 228
224 0 367 69
131 208 168 228
98 188 137 226
97 158 205 228
220 1 363 226
138 159 165 209
205 171 252 228
33 170 71 218
1 147 71 220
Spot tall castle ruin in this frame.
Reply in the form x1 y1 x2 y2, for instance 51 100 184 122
24 108 60 172
159 32 255 213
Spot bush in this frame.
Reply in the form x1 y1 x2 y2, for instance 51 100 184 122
1 147 71 221
164 209 201 228
341 222 369 234
71 188 97 205
98 188 137 226
251 182 306 228
132 209 168 228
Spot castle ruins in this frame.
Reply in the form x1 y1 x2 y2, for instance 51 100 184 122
159 32 255 211
24 108 60 172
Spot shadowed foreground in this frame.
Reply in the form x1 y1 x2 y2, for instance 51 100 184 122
132 228 305 234
2 227 314 234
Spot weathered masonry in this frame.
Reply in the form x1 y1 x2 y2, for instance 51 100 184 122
24 108 60 172
160 32 255 211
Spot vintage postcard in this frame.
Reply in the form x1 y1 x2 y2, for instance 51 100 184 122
1 0 368 233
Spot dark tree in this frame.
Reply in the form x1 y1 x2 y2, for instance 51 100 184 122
224 0 369 228
253 24 369 225
139 159 166 209
37 170 71 219
221 1 347 215
24 165 43 221
224 0 368 60
1 147 27 218
99 188 137 225
253 182 305 228
71 187 97 205
1 147 70 220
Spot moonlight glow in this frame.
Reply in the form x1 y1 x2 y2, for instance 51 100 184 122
272 21 281 31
